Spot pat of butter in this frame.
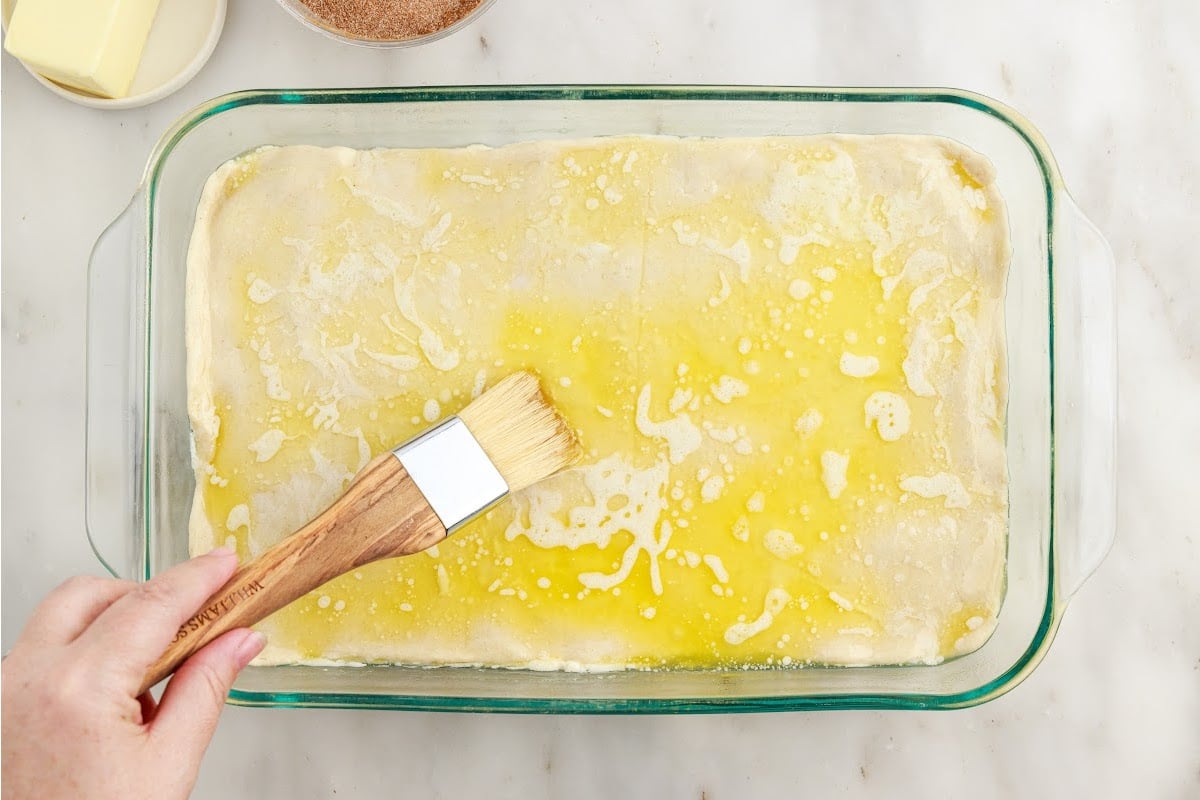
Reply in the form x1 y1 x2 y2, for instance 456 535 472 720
4 0 162 99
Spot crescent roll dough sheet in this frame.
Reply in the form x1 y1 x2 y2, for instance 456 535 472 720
186 135 1009 669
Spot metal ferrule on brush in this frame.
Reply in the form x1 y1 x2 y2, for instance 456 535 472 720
391 417 510 533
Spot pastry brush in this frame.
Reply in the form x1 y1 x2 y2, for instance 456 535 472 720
139 370 580 694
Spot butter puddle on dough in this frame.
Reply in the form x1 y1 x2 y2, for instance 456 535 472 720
247 278 278 304
764 529 804 560
864 392 911 442
724 588 791 645
794 408 823 437
710 375 750 404
507 455 673 596
248 429 287 462
839 352 879 378
899 473 971 508
703 554 729 584
903 323 939 397
635 385 702 465
226 504 250 532
820 451 850 499
788 278 814 300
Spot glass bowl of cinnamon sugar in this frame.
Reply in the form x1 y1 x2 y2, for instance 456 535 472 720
276 0 496 47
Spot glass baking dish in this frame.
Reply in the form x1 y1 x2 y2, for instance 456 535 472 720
85 86 1116 712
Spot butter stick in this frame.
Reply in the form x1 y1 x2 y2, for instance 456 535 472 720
4 0 162 99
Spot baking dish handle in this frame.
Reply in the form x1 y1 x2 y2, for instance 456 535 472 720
85 195 148 582
1052 194 1117 599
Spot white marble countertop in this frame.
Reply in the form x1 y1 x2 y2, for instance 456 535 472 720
3 0 1197 796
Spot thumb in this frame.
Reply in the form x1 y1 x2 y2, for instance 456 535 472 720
150 628 265 755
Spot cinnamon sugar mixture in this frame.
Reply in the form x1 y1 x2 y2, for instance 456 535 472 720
300 0 482 41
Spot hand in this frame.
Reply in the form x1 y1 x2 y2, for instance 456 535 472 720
1 548 265 800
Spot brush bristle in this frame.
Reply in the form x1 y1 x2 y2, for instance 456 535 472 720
457 371 582 493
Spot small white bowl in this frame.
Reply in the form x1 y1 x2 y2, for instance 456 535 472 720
1 0 226 110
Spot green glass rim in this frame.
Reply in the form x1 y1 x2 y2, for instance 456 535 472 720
138 85 1062 713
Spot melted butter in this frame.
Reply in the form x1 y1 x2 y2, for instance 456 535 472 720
188 136 1009 668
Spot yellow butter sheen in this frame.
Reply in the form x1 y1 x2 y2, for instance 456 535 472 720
186 136 1010 670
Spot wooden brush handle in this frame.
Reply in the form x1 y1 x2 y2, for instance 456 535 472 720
139 453 447 695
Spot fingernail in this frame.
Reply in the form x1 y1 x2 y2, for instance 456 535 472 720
208 546 236 558
232 633 264 662
236 630 267 664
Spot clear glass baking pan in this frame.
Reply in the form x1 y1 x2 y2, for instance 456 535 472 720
85 86 1116 712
